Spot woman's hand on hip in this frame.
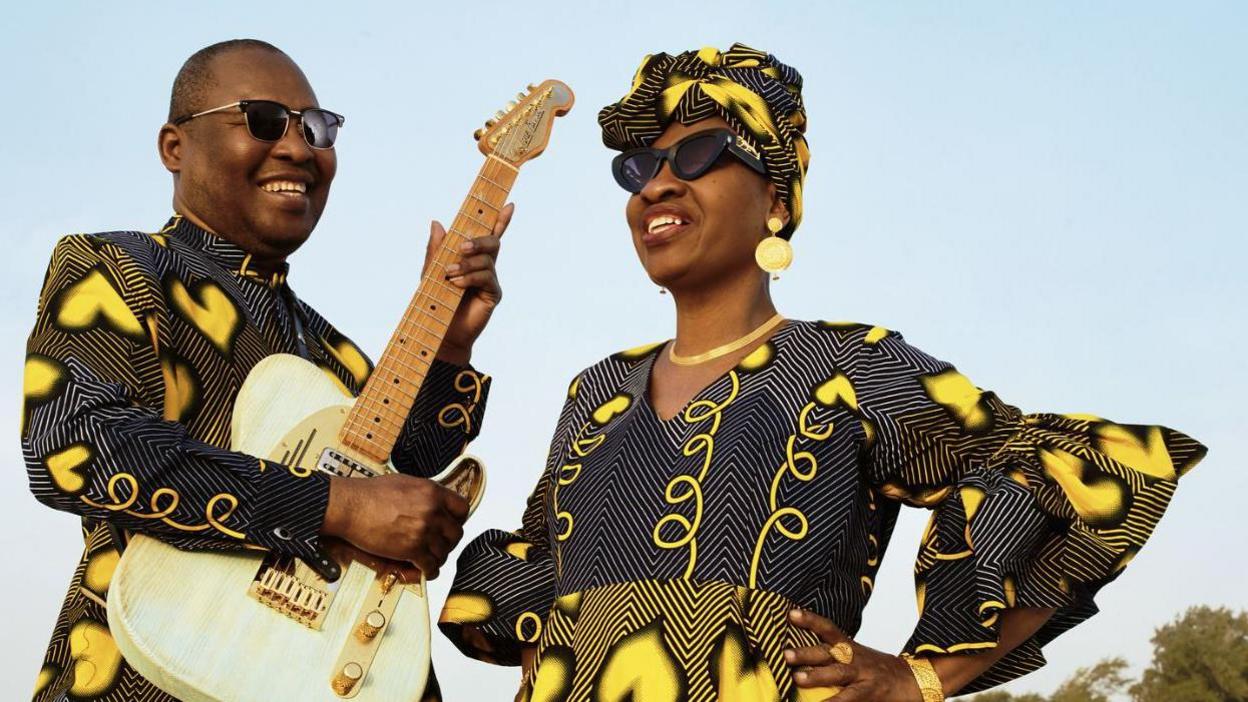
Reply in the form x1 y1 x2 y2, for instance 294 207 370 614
785 608 922 701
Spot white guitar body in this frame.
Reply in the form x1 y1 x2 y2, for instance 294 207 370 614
108 353 483 701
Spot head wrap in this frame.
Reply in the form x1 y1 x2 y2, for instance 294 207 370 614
598 43 810 238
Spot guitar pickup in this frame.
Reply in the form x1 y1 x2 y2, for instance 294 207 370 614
318 448 380 479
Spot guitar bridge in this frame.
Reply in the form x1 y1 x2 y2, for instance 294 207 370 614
248 555 335 629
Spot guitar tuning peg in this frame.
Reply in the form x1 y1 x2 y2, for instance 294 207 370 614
494 110 506 120
516 92 526 101
485 119 497 128
473 128 485 141
527 83 537 91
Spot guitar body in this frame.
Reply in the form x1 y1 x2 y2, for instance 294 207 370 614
109 354 480 701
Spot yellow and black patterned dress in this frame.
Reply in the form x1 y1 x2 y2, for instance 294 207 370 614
23 215 489 702
440 320 1204 700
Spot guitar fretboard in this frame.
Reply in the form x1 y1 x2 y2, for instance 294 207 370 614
339 157 518 463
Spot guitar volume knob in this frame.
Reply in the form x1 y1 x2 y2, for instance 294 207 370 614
356 610 387 641
331 662 363 696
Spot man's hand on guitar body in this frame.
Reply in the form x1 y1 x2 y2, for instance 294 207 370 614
322 474 470 580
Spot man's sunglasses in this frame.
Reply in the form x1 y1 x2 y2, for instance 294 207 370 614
173 100 345 150
611 129 766 193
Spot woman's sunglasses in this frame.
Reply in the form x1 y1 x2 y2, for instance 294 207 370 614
611 129 767 193
173 100 345 150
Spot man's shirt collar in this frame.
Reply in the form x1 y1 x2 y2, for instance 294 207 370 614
161 214 290 287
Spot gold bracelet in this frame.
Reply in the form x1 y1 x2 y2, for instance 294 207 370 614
903 656 945 702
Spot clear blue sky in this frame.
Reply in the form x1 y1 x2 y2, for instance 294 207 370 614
1 1 1244 699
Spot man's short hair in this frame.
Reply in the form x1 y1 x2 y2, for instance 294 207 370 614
168 39 287 123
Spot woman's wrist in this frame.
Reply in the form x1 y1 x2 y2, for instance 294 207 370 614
902 655 946 702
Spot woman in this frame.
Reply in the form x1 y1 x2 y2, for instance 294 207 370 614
439 44 1206 701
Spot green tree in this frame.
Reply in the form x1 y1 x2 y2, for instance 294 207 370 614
1049 657 1130 702
962 605 1248 701
1130 605 1248 702
962 659 1125 702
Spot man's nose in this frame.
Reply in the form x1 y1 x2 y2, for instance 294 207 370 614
639 160 685 202
269 118 314 162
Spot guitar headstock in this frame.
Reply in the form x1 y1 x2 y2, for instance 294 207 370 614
474 80 574 166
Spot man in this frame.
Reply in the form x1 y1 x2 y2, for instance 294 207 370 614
23 39 509 701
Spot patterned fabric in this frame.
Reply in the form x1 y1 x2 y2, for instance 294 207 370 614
598 43 810 238
440 321 1205 699
24 215 489 702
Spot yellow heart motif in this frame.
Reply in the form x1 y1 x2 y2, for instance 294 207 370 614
1094 423 1176 481
83 547 120 597
813 373 858 411
712 625 781 702
1039 447 1129 528
321 335 372 387
44 443 93 495
167 276 241 355
921 370 991 432
737 342 775 372
67 619 123 697
440 592 493 624
159 352 200 423
592 394 633 425
596 620 683 702
22 354 67 433
53 269 144 339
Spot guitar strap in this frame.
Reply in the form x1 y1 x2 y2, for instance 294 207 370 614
282 284 311 361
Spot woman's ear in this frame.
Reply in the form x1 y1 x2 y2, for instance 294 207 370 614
767 185 791 229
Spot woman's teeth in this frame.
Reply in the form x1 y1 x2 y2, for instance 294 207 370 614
647 215 686 235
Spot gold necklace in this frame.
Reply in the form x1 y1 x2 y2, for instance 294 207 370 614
668 313 786 366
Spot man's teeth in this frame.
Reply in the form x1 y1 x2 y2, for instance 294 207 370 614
261 181 307 193
647 215 687 234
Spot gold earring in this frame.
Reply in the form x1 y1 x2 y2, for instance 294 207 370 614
755 216 793 280
659 287 667 295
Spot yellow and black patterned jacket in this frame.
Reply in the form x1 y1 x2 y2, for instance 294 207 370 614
24 215 488 701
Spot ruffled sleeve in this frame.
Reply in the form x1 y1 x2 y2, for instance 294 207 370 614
439 373 584 665
853 329 1206 693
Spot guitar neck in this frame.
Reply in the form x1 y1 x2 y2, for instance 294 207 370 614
339 157 518 463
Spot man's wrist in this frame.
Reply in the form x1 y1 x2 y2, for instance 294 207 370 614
321 476 356 538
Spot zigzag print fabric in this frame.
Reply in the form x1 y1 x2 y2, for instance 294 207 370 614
24 215 488 702
440 320 1205 699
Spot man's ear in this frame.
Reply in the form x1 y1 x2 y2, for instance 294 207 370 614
158 123 183 174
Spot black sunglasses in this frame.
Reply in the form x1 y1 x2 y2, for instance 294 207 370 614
173 100 345 150
611 129 767 193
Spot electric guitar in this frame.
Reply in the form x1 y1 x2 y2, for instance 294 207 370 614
107 80 574 701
